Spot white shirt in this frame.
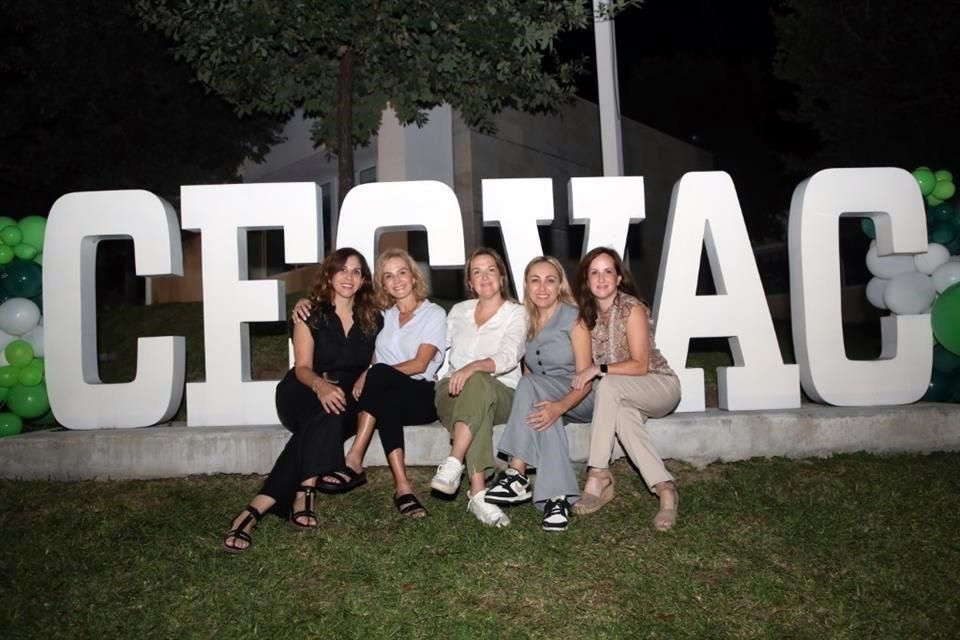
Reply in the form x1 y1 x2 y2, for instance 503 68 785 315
376 300 447 381
445 299 527 389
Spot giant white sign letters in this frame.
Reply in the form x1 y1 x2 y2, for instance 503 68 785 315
43 169 931 429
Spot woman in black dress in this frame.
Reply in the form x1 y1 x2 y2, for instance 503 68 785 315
222 248 382 553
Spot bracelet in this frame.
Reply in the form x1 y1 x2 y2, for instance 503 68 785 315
311 378 322 394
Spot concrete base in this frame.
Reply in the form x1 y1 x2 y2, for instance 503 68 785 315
1 403 958 480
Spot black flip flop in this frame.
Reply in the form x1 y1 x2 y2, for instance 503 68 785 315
316 467 367 494
394 493 428 518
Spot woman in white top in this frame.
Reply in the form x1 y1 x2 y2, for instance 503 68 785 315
430 247 527 527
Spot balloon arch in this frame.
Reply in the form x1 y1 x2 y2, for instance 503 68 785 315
0 216 48 436
862 167 960 402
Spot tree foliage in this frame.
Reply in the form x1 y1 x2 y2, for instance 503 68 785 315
136 0 640 200
0 0 285 216
774 0 960 171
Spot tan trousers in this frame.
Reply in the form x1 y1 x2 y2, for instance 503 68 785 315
587 373 681 492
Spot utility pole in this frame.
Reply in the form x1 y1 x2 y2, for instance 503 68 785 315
593 0 624 177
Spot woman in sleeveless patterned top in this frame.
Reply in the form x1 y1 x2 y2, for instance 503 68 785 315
571 248 682 531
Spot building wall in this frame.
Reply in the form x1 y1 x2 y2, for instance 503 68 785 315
458 97 713 299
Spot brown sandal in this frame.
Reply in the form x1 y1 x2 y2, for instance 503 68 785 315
573 468 615 515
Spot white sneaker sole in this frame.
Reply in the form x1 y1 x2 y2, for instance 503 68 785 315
430 478 459 495
484 492 532 506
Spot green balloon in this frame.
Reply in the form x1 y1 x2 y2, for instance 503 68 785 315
0 217 16 232
16 216 46 252
0 366 18 388
929 202 955 224
0 386 8 405
17 359 43 386
0 260 42 298
933 180 956 201
0 412 22 437
933 344 960 374
7 383 49 418
861 218 876 238
932 283 960 356
0 246 13 265
32 253 42 266
13 244 37 260
927 194 944 207
4 340 33 368
930 223 957 245
935 169 953 182
0 225 21 246
914 167 937 196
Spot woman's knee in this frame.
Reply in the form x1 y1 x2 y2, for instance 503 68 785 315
460 372 495 396
365 362 394 388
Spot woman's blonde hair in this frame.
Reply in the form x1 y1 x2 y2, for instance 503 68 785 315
464 247 517 302
522 256 576 339
374 248 429 308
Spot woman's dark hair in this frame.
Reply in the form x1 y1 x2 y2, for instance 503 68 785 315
309 247 380 334
574 247 641 330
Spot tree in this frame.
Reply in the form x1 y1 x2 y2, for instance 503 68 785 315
136 0 640 205
774 0 960 172
0 0 285 305
0 0 285 217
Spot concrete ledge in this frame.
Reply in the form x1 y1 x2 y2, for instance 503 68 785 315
1 403 958 480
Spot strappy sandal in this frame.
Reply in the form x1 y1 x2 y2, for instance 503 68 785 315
572 468 615 515
289 485 318 531
653 484 679 532
316 467 367 494
222 505 263 554
394 493 428 519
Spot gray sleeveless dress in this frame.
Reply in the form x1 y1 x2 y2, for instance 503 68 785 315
496 303 595 508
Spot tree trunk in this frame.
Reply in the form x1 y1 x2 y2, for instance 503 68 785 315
336 46 354 225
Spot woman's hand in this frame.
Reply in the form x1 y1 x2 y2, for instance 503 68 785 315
291 298 313 324
527 400 563 432
572 365 600 391
352 370 368 401
314 378 347 414
447 364 477 396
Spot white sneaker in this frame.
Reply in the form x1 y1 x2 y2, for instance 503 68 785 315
467 490 510 528
430 456 464 495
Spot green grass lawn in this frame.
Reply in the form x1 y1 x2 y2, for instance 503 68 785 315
2 453 958 639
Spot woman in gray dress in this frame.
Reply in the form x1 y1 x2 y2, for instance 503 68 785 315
485 256 595 532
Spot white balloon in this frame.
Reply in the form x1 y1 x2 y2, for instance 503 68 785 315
914 243 950 274
21 325 44 358
884 271 937 314
865 240 918 279
0 298 41 336
932 260 960 293
865 277 889 309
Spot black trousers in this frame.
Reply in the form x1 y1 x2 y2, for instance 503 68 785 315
356 363 438 456
262 369 358 515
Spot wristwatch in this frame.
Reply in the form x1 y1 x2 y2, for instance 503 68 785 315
598 363 608 377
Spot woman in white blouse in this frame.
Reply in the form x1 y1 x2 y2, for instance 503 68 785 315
430 247 527 527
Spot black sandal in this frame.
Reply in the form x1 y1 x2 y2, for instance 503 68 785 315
289 485 317 531
316 467 367 494
222 505 263 554
394 493 428 518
